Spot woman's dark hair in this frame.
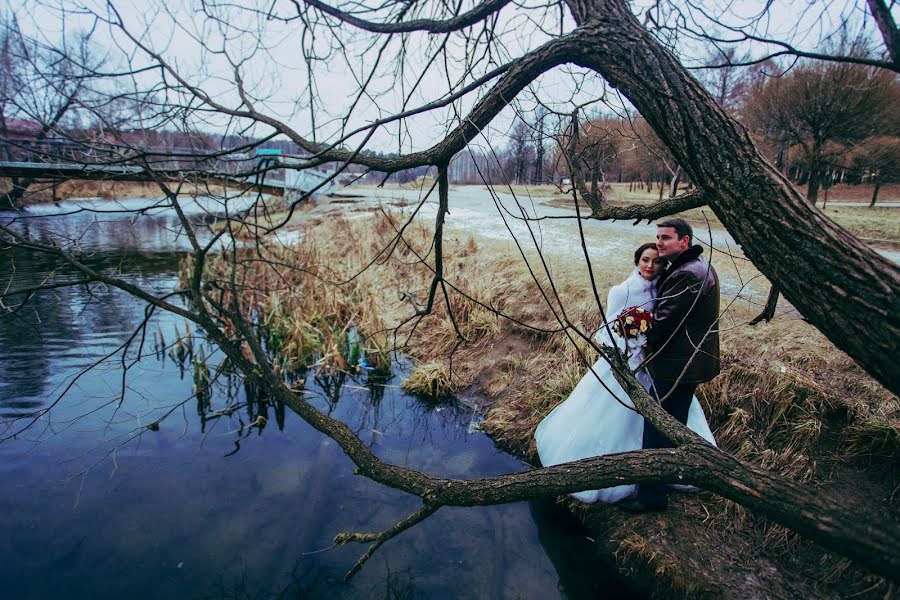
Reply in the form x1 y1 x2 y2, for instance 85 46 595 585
633 242 658 265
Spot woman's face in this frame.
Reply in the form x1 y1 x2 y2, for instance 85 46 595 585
638 247 664 280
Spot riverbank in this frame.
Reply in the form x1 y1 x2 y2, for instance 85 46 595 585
0 178 252 208
235 194 897 598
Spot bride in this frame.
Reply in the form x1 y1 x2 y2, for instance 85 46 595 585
534 243 716 504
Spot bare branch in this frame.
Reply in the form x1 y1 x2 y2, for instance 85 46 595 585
590 188 707 222
295 0 514 34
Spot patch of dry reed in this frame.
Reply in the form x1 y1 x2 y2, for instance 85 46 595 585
401 361 453 399
214 206 897 578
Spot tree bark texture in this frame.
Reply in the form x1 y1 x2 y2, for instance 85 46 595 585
567 0 900 395
866 0 900 69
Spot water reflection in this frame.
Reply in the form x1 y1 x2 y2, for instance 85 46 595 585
0 198 639 599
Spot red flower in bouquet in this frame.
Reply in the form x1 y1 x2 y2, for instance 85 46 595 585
612 306 654 341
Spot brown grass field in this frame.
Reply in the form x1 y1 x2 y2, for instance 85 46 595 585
215 199 897 599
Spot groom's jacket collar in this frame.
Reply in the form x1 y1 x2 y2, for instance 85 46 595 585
667 244 704 270
658 245 704 287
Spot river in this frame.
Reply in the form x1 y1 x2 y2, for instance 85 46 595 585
337 184 899 287
0 196 639 599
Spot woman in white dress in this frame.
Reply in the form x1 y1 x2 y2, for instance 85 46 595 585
534 243 716 504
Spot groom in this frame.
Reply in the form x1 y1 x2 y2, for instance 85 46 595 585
620 217 720 512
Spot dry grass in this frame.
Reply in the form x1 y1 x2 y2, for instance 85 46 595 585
688 319 899 559
239 206 897 473
216 203 897 596
400 362 453 400
53 180 166 198
491 184 569 198
613 533 702 595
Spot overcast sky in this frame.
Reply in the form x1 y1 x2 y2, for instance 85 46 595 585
13 0 890 154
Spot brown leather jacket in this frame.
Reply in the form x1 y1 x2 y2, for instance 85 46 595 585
645 245 720 384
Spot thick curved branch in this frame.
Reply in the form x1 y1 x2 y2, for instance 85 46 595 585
183 289 898 584
866 0 900 69
571 0 900 395
108 5 577 173
589 188 707 222
262 350 900 581
296 0 514 33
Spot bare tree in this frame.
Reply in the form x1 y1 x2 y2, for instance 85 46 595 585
532 107 547 184
2 0 899 585
745 58 898 205
852 135 900 207
0 18 99 207
506 119 534 185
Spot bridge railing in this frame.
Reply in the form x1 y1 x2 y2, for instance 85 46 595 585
0 137 267 177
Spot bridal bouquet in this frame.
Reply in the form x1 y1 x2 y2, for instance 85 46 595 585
613 306 654 347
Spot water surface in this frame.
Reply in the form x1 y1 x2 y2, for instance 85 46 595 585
0 197 637 599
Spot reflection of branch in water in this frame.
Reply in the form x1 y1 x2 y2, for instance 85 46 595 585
315 369 347 413
366 370 392 406
223 416 268 458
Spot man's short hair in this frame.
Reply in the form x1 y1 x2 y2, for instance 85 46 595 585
657 218 693 244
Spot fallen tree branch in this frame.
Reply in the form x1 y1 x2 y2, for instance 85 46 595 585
335 504 440 580
589 189 707 222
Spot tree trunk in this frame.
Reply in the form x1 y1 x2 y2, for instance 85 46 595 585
806 163 821 206
870 179 881 207
750 286 780 325
669 165 682 197
569 0 900 395
534 115 545 184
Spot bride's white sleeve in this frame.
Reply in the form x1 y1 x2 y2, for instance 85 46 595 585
594 283 628 347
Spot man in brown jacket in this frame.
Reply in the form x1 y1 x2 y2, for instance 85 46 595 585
619 217 720 512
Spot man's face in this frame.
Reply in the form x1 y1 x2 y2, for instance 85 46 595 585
656 226 690 259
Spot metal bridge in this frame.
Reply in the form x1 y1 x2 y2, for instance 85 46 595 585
0 138 342 198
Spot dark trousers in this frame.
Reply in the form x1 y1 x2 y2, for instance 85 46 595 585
635 377 697 505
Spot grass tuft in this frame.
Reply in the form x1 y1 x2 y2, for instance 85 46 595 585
401 362 453 400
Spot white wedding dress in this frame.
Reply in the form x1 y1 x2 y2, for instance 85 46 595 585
534 268 717 504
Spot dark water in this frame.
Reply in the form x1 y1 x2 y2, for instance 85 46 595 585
0 198 637 599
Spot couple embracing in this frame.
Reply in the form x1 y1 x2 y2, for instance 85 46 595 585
535 218 720 512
